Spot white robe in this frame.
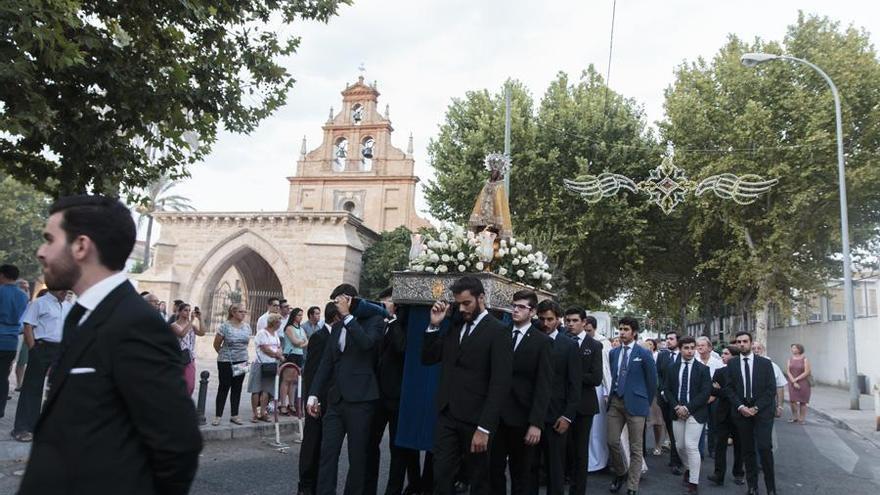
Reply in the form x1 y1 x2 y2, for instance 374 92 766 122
588 335 612 471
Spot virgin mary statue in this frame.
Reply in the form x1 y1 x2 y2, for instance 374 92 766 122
468 153 513 239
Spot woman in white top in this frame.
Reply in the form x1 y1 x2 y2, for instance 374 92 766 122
247 313 283 422
170 303 204 396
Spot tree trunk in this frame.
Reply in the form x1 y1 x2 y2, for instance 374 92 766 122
755 299 770 348
144 215 153 269
680 302 688 336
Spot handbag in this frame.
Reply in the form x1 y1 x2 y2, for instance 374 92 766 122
260 362 278 377
232 361 249 377
180 348 192 365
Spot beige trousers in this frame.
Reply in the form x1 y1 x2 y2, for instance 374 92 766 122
606 396 646 491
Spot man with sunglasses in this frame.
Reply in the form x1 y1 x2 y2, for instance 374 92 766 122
257 297 281 332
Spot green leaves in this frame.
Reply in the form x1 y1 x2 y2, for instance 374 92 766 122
359 226 413 300
0 0 351 200
0 173 50 281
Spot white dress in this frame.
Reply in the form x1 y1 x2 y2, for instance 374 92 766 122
588 336 612 471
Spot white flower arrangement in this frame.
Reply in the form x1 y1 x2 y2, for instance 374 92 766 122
408 227 554 291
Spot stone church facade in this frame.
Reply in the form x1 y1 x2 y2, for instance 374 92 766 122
137 76 428 328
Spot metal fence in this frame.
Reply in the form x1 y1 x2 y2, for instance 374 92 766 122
205 288 284 334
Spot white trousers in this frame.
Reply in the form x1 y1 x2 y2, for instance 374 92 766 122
672 415 704 484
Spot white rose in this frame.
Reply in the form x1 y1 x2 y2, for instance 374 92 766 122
516 242 525 250
516 269 525 278
430 253 440 263
512 258 520 265
449 242 458 251
439 232 448 242
531 271 541 279
525 244 533 252
412 265 423 272
424 266 434 273
543 272 552 280
511 247 519 255
500 239 508 247
458 264 466 272
545 283 552 289
475 261 485 270
441 254 450 262
457 252 466 261
527 253 535 262
438 265 448 273
498 267 508 276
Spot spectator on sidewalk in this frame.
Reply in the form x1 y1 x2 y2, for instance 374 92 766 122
0 264 29 417
171 303 204 396
142 292 161 311
249 313 283 422
167 299 183 324
11 289 71 442
257 297 281 332
785 344 812 425
280 307 307 416
212 303 251 426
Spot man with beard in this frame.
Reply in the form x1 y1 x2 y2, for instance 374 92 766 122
489 290 552 495
422 276 513 495
19 195 202 495
562 307 604 495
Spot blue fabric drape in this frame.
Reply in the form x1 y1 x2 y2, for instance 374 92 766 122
395 305 438 451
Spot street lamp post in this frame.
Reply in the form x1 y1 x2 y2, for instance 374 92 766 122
741 52 860 410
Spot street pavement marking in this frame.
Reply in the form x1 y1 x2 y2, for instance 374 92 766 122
805 424 859 475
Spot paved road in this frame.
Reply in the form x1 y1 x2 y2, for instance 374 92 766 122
1 413 878 493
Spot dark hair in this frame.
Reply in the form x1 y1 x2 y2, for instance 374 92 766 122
173 299 184 308
139 291 150 297
279 298 288 305
619 316 640 333
291 307 303 319
564 306 587 319
585 315 598 329
49 195 136 271
329 283 358 299
177 303 191 313
450 276 484 298
791 343 805 354
665 330 679 339
307 306 321 318
0 264 20 280
36 288 50 298
536 299 562 317
512 289 538 308
377 287 393 300
267 297 280 306
323 301 340 323
734 331 752 342
679 336 696 347
725 345 741 356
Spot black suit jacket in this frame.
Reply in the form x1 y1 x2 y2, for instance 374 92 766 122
546 331 581 424
422 311 513 433
377 307 408 406
722 354 777 421
20 281 202 495
500 325 552 428
574 333 604 416
711 366 734 422
663 359 712 424
310 311 385 404
656 349 680 401
302 325 330 403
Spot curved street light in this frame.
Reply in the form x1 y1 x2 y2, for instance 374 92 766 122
741 52 860 410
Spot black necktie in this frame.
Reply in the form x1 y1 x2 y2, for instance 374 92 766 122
512 329 520 350
460 322 472 344
62 303 87 344
744 357 752 400
680 361 690 404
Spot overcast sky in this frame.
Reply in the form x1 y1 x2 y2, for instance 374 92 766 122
167 0 879 223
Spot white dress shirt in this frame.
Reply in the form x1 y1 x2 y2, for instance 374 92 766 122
256 311 271 333
338 314 354 351
75 271 130 326
548 329 558 340
698 353 724 378
572 329 587 348
617 343 634 375
739 352 756 400
22 292 71 342
511 322 530 351
678 358 695 403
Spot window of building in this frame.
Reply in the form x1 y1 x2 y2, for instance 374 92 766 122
828 288 846 321
333 137 347 171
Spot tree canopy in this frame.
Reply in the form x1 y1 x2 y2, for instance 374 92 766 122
0 173 50 281
359 226 413 300
0 0 350 201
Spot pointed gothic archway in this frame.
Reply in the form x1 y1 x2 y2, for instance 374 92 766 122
185 229 293 331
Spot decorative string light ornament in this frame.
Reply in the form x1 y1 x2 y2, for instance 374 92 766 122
563 153 778 214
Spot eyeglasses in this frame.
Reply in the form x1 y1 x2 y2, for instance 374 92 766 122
511 303 532 311
269 303 280 307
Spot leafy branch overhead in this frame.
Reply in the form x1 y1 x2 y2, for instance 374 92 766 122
0 0 351 201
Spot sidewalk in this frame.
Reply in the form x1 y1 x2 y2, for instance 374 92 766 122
803 384 880 449
2 359 303 462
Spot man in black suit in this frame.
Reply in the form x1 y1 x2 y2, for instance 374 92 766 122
531 301 581 495
656 330 684 474
297 302 337 495
708 345 745 487
20 195 202 495
489 290 552 495
562 306 604 495
661 336 711 494
366 288 419 495
422 276 513 495
307 284 386 495
722 331 777 495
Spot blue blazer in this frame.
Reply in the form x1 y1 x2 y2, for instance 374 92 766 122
608 343 657 417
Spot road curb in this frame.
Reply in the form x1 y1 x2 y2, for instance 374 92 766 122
0 440 30 462
806 404 880 450
200 419 302 443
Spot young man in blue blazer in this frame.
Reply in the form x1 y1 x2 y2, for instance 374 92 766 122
607 317 657 495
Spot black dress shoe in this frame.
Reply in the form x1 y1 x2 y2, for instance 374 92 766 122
626 490 639 495
733 476 745 485
671 465 684 476
609 475 626 493
453 481 468 494
707 473 724 486
746 488 758 495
